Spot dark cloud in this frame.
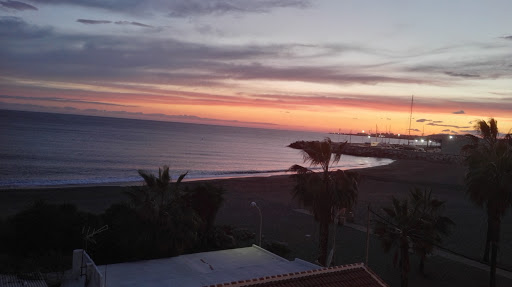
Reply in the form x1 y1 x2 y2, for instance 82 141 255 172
27 0 311 16
0 17 430 87
433 120 443 123
501 35 512 40
0 0 37 10
408 47 512 80
442 129 450 132
166 0 311 17
77 19 112 25
0 94 136 107
408 128 421 132
0 16 53 38
114 21 152 28
426 122 470 129
77 19 153 28
416 119 431 123
444 71 480 78
1 17 512 118
452 110 465 114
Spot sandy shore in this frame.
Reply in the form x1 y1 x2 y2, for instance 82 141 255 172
2 159 511 286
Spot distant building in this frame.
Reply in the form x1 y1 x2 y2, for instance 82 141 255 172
429 134 472 155
63 246 388 287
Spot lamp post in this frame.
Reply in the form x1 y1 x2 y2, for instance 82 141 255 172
250 202 262 246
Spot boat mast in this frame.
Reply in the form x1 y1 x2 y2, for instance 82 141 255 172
408 95 414 145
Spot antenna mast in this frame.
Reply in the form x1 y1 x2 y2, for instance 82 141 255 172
408 95 414 145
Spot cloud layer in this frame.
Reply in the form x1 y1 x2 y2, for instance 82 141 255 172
26 0 311 16
1 1 37 11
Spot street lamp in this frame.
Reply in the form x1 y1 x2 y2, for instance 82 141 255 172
250 202 262 246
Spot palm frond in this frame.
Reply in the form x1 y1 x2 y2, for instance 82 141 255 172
138 169 156 188
176 171 188 185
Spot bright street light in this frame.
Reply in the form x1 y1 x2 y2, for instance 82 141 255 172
250 202 262 246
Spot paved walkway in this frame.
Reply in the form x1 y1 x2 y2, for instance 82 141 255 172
294 209 512 280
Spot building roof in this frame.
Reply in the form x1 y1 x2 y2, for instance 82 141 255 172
96 245 318 287
0 274 48 287
205 263 388 287
65 245 388 287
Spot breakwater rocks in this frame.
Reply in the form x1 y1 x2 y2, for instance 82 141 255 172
342 143 463 163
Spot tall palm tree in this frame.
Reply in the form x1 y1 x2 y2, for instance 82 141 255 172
288 138 359 266
374 187 453 287
408 187 454 275
464 118 512 287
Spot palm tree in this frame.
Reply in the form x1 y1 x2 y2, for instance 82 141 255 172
183 183 225 249
408 187 454 275
374 187 453 287
125 166 198 257
288 138 359 266
464 118 512 287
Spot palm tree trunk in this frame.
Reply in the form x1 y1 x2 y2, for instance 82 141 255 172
483 210 492 262
419 256 425 276
318 171 331 266
489 215 501 287
490 242 498 287
318 220 330 266
401 242 410 287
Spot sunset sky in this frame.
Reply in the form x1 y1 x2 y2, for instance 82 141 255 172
1 0 511 135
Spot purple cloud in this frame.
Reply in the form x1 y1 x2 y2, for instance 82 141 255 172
114 21 152 28
0 0 37 11
26 0 312 16
445 71 480 78
427 122 470 129
452 110 465 114
77 19 112 25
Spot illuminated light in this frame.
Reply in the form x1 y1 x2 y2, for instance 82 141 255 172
368 135 371 138
397 134 400 137
415 139 418 142
420 139 424 142
362 130 365 133
449 135 453 139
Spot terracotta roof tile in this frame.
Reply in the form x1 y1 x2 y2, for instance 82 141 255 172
208 263 388 287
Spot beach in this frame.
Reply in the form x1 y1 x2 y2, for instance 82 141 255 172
2 159 512 286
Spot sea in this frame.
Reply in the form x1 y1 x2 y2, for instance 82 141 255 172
0 109 395 188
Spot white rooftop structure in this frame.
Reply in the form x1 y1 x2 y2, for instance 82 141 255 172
64 245 318 287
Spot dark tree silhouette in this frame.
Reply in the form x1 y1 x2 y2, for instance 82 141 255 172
183 183 225 249
374 187 453 287
125 166 199 257
288 138 359 266
463 118 512 287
